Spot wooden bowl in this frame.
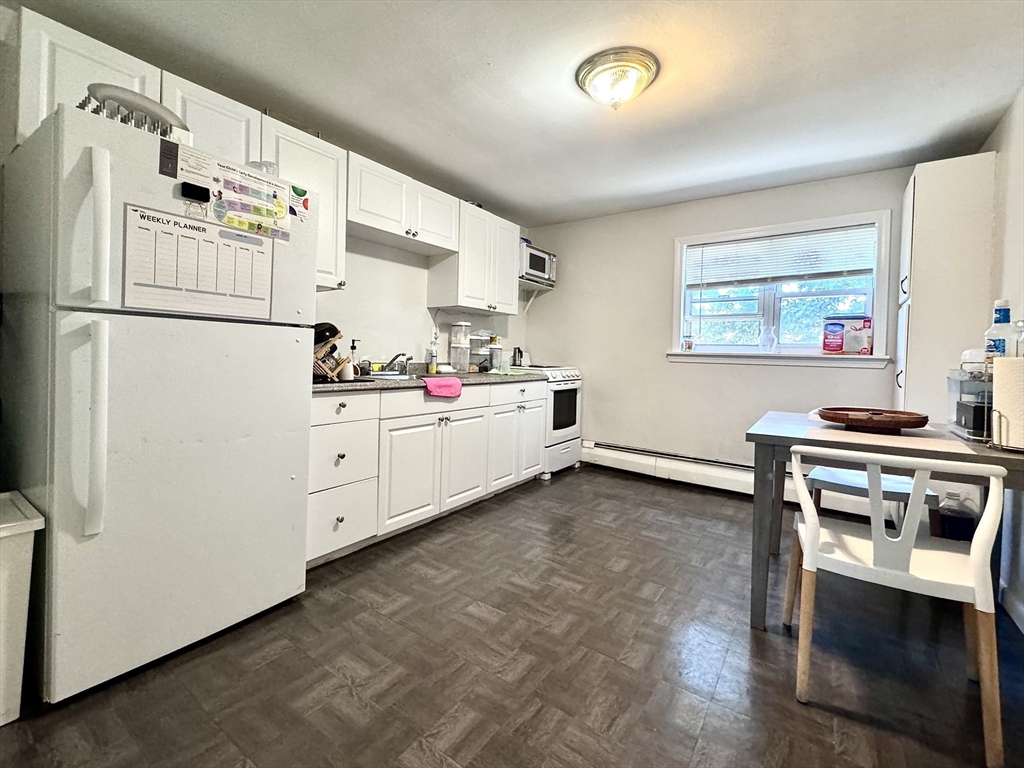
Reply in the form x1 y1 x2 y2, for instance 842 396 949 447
817 407 929 434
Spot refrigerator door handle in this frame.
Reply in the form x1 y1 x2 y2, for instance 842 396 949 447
85 319 110 535
91 146 112 303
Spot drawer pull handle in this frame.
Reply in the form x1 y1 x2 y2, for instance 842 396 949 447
337 453 346 461
338 401 347 409
336 516 345 524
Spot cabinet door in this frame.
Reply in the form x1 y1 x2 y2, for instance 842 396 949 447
898 175 915 305
17 8 161 144
895 301 910 411
347 153 409 237
458 203 491 311
440 407 489 512
517 400 546 480
410 182 459 251
378 413 443 535
487 404 518 493
491 216 520 315
262 116 347 290
160 72 260 164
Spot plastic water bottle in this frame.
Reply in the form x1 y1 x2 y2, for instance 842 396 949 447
984 299 1013 359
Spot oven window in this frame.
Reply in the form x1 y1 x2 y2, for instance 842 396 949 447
529 252 547 274
552 388 578 430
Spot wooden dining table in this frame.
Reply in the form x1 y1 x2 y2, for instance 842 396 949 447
746 411 1024 630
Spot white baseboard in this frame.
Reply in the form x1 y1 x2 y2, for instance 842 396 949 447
581 447 889 520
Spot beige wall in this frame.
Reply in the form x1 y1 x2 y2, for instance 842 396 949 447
525 166 914 466
981 88 1024 632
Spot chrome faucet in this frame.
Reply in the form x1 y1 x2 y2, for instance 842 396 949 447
384 353 413 374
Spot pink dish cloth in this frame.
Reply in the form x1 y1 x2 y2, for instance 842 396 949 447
424 377 462 398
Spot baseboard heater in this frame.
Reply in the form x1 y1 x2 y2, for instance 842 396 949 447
583 440 878 516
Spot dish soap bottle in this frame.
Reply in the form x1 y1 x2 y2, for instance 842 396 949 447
758 324 778 353
984 299 1013 359
428 343 438 374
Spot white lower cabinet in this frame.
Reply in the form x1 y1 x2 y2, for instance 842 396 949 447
306 479 378 561
486 399 545 491
440 407 490 512
378 413 444 535
518 400 546 479
487 404 519 492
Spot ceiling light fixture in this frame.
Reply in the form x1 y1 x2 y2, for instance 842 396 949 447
575 47 660 110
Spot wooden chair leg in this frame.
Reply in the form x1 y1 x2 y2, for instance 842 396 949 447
963 602 979 682
976 609 1004 768
783 529 802 627
795 569 817 704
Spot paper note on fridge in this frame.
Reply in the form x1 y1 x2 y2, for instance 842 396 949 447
123 205 274 320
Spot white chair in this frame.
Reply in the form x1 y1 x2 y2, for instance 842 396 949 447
783 445 1007 768
806 466 941 527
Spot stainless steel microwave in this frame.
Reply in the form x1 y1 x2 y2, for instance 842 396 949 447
520 244 556 287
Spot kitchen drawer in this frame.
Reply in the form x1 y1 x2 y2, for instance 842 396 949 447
306 478 377 561
310 391 380 426
489 380 548 406
308 419 379 493
379 384 490 419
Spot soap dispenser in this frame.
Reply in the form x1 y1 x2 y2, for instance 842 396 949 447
342 339 360 381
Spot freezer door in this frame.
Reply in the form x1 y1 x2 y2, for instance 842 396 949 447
47 311 311 702
50 108 316 323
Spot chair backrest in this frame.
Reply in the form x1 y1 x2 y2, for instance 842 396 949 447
790 445 1006 610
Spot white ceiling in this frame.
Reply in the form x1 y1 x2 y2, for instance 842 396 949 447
18 0 1024 227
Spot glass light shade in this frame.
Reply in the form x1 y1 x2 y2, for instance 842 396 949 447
576 47 659 110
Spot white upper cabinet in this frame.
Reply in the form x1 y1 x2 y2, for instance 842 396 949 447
16 8 160 145
160 72 260 165
410 181 459 251
347 154 409 236
427 201 521 315
492 216 520 315
261 115 347 290
347 153 459 254
456 204 491 311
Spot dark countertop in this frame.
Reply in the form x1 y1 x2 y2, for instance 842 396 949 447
312 371 548 393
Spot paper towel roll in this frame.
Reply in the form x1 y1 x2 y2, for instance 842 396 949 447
992 357 1024 450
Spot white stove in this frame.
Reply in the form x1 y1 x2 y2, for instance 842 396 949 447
510 365 582 382
511 365 582 478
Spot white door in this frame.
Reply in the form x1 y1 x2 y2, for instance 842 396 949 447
440 407 490 512
458 203 491 311
48 311 310 702
16 8 160 145
347 153 409 238
410 182 459 251
491 216 520 315
262 115 347 290
378 413 443 534
895 300 910 411
898 175 915 305
160 72 260 165
487 404 518 493
518 400 546 480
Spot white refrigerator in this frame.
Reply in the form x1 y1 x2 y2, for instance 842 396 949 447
1 106 318 702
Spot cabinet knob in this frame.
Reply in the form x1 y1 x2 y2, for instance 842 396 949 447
336 516 345 524
519 388 526 394
338 401 347 409
336 453 346 461
412 231 419 238
444 415 451 424
405 229 413 236
337 280 346 288
438 416 444 426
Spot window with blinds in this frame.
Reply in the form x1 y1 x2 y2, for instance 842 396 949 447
679 220 881 352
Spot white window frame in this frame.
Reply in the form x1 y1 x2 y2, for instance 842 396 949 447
670 211 892 367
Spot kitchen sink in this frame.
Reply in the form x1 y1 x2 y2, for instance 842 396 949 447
354 373 414 381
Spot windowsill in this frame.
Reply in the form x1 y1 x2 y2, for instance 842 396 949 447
665 351 893 369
